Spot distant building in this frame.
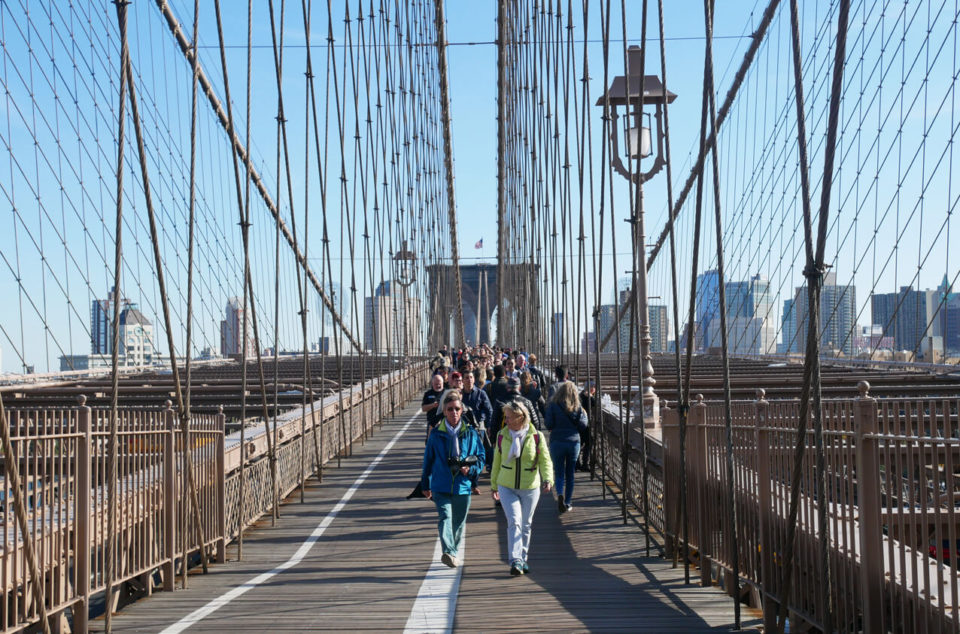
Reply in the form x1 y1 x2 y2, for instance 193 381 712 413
871 285 942 358
551 312 564 355
91 297 112 355
119 305 155 366
580 331 597 355
648 304 669 353
59 354 111 372
779 298 797 354
220 297 254 357
596 304 619 353
695 269 720 350
793 273 857 356
364 281 421 355
708 317 776 355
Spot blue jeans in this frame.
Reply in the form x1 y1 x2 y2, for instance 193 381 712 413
498 486 541 564
432 492 471 556
549 439 580 502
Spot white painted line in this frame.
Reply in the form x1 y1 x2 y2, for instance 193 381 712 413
161 412 419 634
403 533 465 633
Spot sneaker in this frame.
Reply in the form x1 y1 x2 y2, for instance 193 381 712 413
441 553 459 568
557 495 566 514
565 503 573 512
510 561 524 576
521 561 530 574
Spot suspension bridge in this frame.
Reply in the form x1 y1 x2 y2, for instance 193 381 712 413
1 0 959 632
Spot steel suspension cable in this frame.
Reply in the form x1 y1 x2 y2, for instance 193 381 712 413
212 0 280 524
655 0 689 583
777 1 851 631
104 2 130 627
702 0 740 625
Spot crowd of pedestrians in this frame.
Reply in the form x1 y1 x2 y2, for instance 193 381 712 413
419 344 597 576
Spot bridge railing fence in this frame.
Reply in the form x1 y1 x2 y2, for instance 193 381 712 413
658 385 960 633
0 360 428 633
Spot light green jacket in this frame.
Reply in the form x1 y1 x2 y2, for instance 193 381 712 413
490 426 554 491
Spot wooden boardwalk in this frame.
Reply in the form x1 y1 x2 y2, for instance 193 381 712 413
94 401 759 632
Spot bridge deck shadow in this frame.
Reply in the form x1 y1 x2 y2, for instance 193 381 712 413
91 400 759 632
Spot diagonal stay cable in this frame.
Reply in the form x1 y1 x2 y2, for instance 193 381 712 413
777 1 851 631
152 0 362 353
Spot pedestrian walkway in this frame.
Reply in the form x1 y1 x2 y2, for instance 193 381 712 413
94 401 759 632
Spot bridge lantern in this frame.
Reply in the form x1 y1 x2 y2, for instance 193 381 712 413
393 240 417 288
595 45 677 184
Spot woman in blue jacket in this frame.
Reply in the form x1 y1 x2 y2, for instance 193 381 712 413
544 381 588 513
421 389 485 568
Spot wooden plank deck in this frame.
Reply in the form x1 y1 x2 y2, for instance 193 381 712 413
94 401 760 632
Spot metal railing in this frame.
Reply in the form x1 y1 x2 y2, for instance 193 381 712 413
653 383 960 633
0 360 428 632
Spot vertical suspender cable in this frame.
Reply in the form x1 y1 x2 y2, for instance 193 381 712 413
212 0 281 524
104 2 129 626
432 0 467 348
656 0 688 582
702 0 740 625
777 1 851 631
123 30 211 579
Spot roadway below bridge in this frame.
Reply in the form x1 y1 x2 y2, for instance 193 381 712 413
91 400 758 632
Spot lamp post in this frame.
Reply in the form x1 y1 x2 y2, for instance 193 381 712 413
597 45 676 429
393 240 417 357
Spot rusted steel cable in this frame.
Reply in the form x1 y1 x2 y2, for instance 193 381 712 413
702 0 740 625
122 38 210 580
656 0 689 582
777 1 851 631
105 2 130 628
432 0 467 348
152 0 362 354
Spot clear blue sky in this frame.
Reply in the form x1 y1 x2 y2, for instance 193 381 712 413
0 1 954 371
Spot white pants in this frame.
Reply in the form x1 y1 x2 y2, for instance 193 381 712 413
498 486 541 564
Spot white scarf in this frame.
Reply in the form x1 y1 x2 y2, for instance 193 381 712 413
446 421 462 458
506 425 529 461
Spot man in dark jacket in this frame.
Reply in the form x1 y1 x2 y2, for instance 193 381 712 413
526 353 548 390
487 364 510 404
491 377 544 441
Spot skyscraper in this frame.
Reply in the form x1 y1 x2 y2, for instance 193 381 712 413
118 304 154 366
695 269 720 350
596 304 618 353
780 298 797 354
871 286 936 355
363 281 421 355
648 304 669 353
551 312 564 355
91 291 115 355
220 297 253 357
792 274 857 356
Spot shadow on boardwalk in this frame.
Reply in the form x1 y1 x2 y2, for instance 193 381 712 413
91 402 760 632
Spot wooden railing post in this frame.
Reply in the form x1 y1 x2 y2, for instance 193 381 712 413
690 394 712 587
854 381 882 632
74 396 92 632
163 403 176 591
216 405 226 564
755 389 776 632
661 403 680 558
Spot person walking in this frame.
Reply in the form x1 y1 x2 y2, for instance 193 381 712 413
519 370 545 420
421 390 486 568
490 401 554 576
545 381 587 513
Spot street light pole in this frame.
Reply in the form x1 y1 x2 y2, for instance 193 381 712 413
598 46 676 428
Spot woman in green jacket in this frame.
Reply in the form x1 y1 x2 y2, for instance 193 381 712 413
490 401 554 576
